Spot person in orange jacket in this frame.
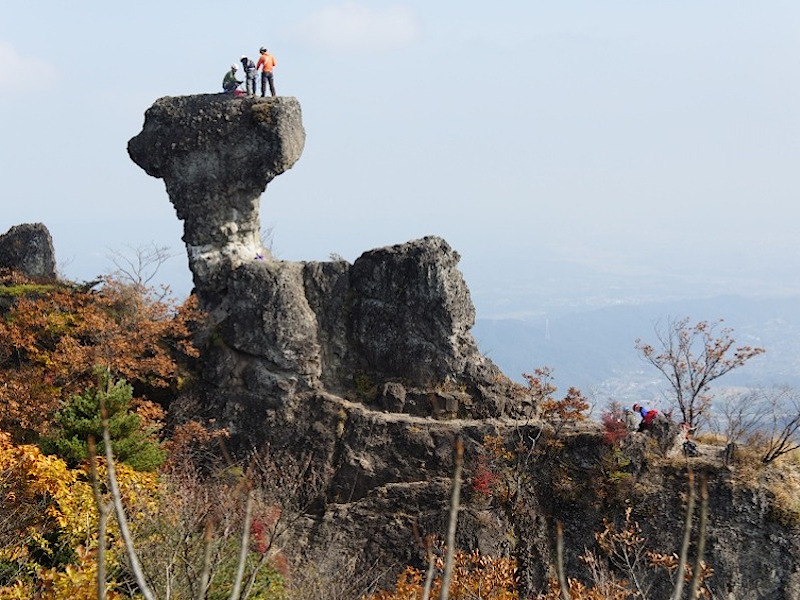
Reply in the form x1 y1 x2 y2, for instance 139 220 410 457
256 46 277 97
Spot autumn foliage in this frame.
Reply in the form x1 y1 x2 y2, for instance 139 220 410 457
0 430 160 597
523 367 589 423
601 408 629 446
0 273 201 439
366 550 518 600
635 317 765 429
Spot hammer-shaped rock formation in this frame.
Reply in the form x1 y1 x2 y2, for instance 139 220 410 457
128 94 304 291
128 94 519 419
128 94 525 579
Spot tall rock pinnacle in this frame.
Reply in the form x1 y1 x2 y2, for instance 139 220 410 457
128 93 519 417
128 94 305 289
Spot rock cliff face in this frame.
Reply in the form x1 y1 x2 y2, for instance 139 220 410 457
0 223 57 280
129 95 800 599
128 94 519 420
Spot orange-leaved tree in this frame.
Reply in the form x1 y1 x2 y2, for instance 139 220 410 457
366 549 518 600
0 273 201 440
523 367 589 425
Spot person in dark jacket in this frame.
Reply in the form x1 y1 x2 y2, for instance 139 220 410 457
240 55 257 95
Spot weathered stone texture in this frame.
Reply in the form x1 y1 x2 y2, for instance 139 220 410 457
0 223 57 280
129 94 800 599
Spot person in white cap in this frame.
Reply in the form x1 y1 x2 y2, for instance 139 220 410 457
240 55 257 95
222 64 242 94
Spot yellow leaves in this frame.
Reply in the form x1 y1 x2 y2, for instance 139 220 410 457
106 460 161 517
0 430 160 546
0 432 94 543
0 547 125 600
483 434 513 462
0 430 167 597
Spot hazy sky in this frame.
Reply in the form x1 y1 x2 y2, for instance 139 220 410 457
2 1 798 317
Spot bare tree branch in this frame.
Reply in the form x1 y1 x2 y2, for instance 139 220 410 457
689 477 709 600
197 518 215 600
88 435 112 600
102 401 157 600
228 490 254 600
107 243 176 290
636 317 764 429
761 387 800 464
671 470 696 600
555 521 570 600
439 437 463 600
421 536 436 600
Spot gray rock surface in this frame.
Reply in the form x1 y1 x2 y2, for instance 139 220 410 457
0 223 57 280
127 93 519 417
129 94 800 599
347 237 477 385
128 94 305 291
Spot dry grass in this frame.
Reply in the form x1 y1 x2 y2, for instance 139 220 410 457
693 432 726 446
730 446 800 526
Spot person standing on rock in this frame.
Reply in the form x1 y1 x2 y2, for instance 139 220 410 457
222 64 243 94
240 55 257 95
256 46 277 97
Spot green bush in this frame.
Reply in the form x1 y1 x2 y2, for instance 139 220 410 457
39 375 165 471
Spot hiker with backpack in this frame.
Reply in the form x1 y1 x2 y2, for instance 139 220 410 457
240 55 257 95
632 403 659 432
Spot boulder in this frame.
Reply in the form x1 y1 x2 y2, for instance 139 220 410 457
0 223 57 280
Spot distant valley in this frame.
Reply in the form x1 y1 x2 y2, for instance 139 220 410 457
473 294 800 410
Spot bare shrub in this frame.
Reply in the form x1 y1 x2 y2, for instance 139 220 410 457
757 387 800 464
636 317 764 429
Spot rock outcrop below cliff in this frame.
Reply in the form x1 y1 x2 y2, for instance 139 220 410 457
0 223 57 280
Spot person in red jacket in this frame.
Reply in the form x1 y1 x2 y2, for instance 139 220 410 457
256 46 277 97
632 403 658 431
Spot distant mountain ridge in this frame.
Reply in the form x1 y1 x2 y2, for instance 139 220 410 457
474 294 800 404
